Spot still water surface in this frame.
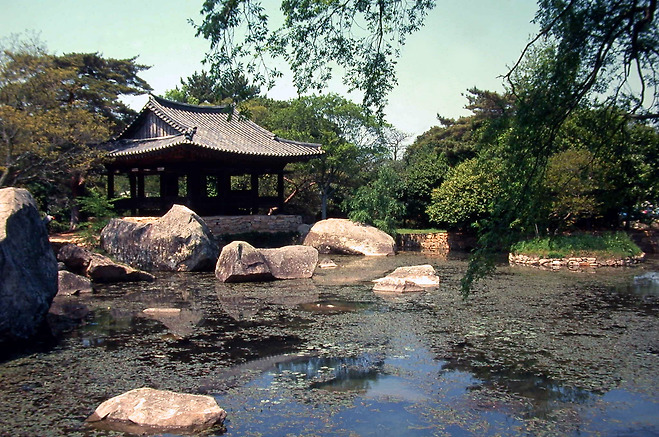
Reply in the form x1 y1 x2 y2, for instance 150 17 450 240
0 253 657 436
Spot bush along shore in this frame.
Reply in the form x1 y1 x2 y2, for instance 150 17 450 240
509 232 646 269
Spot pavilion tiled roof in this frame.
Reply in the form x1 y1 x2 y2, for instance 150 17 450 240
108 95 323 160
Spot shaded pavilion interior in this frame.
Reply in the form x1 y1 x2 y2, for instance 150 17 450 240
105 95 323 216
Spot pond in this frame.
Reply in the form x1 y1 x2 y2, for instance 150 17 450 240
0 253 657 436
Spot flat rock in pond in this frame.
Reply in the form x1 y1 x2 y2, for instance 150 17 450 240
87 253 155 283
373 278 425 293
318 258 338 269
86 387 226 434
372 264 440 293
57 270 93 295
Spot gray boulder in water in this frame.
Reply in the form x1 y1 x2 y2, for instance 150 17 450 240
260 245 319 279
215 240 272 282
372 264 440 293
100 205 219 271
0 187 58 342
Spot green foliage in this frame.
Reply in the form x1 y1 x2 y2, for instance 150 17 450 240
194 0 434 117
510 232 643 259
163 69 259 105
77 188 117 220
426 158 503 228
543 148 605 228
0 35 151 224
345 164 406 235
245 94 388 219
401 89 514 227
462 0 659 295
76 188 118 245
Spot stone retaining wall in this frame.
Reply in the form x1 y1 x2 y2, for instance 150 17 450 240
509 252 646 269
202 215 303 236
396 232 476 253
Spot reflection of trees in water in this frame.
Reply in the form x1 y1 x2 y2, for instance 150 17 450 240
276 355 384 392
441 355 593 419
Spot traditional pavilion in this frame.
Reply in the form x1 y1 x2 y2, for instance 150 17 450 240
105 95 323 216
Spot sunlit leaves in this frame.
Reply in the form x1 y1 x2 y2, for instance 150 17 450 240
346 163 406 235
194 0 435 116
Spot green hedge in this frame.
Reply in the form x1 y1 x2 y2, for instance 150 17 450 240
510 232 642 259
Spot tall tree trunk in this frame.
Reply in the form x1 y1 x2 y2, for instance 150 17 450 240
320 190 328 220
69 172 85 230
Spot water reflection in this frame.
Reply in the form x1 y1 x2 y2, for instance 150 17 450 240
0 255 656 436
277 356 382 391
298 298 370 313
216 279 320 320
138 308 203 337
632 271 659 295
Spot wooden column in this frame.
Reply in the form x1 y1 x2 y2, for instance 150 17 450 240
251 173 259 214
277 171 284 206
137 173 145 199
107 169 115 199
129 173 137 215
160 173 179 197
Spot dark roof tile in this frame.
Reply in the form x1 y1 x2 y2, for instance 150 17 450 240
109 95 323 159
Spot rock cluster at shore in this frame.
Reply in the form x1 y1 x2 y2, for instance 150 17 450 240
509 252 646 268
56 243 154 295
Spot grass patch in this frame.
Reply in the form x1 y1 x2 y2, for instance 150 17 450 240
511 232 643 259
397 228 447 234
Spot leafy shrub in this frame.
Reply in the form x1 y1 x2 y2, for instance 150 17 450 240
511 232 642 258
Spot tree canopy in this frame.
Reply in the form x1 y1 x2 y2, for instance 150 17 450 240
455 0 658 294
194 0 434 117
163 69 259 105
0 36 151 222
242 93 388 219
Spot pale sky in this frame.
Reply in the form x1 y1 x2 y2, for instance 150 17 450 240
0 0 539 140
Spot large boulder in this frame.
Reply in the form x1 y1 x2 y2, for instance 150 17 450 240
372 264 440 293
260 245 319 279
215 241 273 282
100 205 219 271
0 188 58 342
86 387 226 434
303 218 396 256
